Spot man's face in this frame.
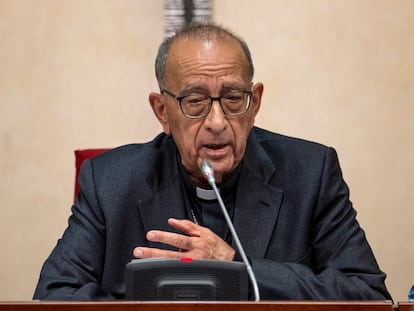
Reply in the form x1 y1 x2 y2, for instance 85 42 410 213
150 36 263 186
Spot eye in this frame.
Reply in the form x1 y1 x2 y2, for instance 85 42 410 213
185 94 209 105
223 92 243 102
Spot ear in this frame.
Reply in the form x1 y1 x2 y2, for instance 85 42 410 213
149 92 171 134
249 82 263 126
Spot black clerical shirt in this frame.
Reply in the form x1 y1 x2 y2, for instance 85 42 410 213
178 159 241 246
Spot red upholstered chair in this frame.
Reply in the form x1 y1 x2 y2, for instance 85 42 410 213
74 148 110 202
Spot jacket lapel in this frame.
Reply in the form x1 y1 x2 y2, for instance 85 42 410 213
233 130 284 258
137 186 187 251
233 170 283 259
135 138 187 250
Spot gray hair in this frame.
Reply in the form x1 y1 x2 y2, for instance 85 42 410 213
155 22 254 88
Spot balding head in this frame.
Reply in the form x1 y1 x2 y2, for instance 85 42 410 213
155 23 254 88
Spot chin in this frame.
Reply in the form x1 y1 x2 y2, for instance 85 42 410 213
196 157 238 183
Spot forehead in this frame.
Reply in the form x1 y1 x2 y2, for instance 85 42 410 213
164 36 250 87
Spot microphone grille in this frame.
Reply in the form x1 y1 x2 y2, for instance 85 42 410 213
200 160 215 184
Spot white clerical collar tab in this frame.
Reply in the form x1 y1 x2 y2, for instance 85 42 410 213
196 187 217 200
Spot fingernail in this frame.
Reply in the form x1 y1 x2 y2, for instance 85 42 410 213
134 248 143 257
147 231 155 240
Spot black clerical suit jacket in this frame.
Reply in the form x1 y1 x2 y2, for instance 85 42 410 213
33 127 391 300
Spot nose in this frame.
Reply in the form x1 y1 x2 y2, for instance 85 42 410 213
203 100 227 133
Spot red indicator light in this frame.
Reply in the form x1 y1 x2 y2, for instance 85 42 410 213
180 257 193 262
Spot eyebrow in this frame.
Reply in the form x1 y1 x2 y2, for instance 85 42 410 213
180 82 248 95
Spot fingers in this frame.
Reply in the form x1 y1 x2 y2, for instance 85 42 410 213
167 218 202 237
132 218 236 261
133 246 181 259
146 229 193 251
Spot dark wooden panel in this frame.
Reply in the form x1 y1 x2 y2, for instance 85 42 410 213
0 301 394 311
398 302 414 311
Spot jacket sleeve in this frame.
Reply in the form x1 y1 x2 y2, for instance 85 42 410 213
250 147 392 301
33 159 114 300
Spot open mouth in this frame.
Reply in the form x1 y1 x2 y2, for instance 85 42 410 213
205 144 227 150
202 144 230 160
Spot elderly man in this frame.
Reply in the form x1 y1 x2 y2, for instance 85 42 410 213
34 23 391 300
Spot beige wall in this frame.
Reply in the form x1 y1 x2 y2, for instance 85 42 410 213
0 0 413 302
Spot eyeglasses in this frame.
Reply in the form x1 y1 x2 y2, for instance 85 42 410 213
160 88 253 119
